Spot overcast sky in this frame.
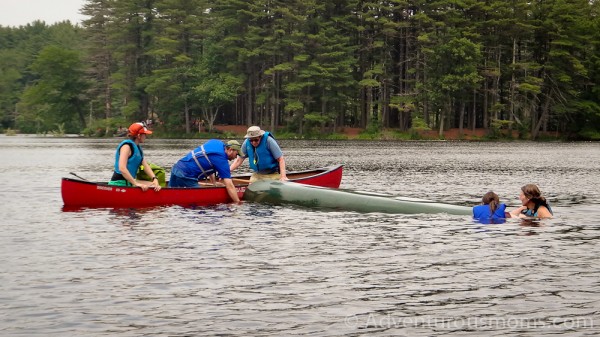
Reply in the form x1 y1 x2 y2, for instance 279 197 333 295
0 0 87 27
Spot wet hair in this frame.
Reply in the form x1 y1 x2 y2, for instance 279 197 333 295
521 184 546 203
521 184 550 213
482 191 500 214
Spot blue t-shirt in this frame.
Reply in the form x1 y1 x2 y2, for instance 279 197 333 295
172 139 233 180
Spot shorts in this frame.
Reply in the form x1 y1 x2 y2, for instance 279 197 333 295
108 180 132 187
250 172 281 183
169 169 200 188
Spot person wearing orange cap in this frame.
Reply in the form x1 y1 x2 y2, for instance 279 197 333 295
229 126 288 183
108 122 162 192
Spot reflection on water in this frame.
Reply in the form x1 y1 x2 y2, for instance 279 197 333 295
1 136 600 336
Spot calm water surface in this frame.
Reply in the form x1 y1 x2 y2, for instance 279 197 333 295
1 135 600 336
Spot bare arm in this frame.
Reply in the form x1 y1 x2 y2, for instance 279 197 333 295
140 158 161 191
277 156 288 181
207 173 217 185
508 206 526 218
536 206 553 218
229 156 245 171
223 178 241 203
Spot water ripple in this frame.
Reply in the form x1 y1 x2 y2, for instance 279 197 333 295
1 137 599 336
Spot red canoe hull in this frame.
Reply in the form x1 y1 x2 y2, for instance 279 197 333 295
61 165 343 209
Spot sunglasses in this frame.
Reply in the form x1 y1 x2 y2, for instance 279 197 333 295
249 137 261 143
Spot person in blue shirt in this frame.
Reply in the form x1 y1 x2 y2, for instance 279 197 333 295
169 139 242 203
509 184 553 218
229 126 288 183
473 191 507 223
109 122 162 192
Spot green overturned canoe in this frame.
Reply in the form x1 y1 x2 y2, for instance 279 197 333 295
244 180 472 215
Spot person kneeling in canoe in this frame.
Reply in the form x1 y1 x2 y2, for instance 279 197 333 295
229 126 288 183
169 139 242 204
108 122 162 192
473 191 507 224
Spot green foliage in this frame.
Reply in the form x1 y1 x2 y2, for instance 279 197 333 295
357 119 383 140
302 112 334 135
488 119 518 140
380 129 414 140
284 100 304 114
220 131 238 139
49 123 66 136
410 116 431 131
579 128 600 140
359 79 380 88
356 132 379 140
490 119 514 130
409 130 424 140
269 129 297 140
425 36 483 97
1 0 599 140
325 133 349 140
82 117 128 137
518 77 543 95
18 44 87 133
366 118 382 134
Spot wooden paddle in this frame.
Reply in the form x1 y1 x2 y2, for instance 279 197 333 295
231 178 251 184
70 172 89 181
198 177 250 186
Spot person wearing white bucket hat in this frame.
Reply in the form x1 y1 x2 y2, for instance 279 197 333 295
230 126 288 183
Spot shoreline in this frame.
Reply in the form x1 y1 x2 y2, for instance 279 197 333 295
212 125 563 141
1 125 565 141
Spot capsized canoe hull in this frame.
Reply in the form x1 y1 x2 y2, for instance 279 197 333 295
62 165 343 209
243 180 472 215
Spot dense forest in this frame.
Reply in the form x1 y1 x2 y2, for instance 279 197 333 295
1 0 599 139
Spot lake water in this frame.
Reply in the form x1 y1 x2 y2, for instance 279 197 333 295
1 135 599 336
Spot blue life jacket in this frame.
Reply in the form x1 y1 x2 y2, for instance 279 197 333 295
172 139 228 180
114 139 143 178
245 131 278 174
473 203 507 224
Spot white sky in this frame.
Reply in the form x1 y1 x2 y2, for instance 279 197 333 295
0 0 87 27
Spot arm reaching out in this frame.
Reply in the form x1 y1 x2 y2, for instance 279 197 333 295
277 156 288 181
230 156 245 172
223 178 241 204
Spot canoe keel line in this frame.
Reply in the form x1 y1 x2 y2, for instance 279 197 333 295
244 180 472 215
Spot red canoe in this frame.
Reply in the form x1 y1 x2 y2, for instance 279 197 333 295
61 165 343 209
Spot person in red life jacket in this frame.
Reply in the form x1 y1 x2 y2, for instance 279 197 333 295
108 122 162 192
169 139 242 204
229 126 288 183
509 184 553 218
473 191 508 224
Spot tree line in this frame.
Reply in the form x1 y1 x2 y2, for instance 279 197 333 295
1 0 599 139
